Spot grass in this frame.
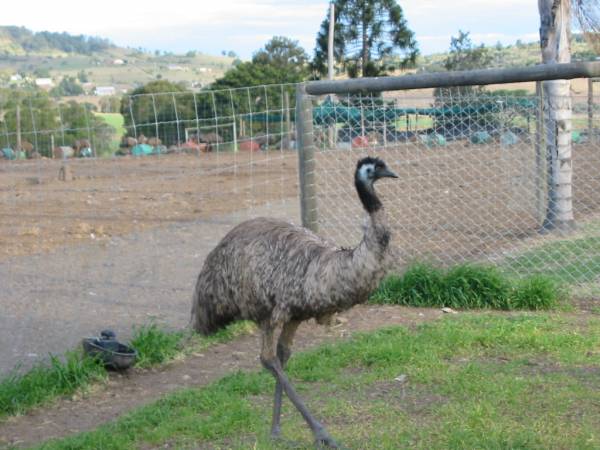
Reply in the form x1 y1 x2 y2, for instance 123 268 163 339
0 322 254 419
95 113 125 137
500 220 600 296
33 313 600 449
0 351 106 417
95 113 125 156
370 262 563 310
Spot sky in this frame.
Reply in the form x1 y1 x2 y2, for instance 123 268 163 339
1 0 541 59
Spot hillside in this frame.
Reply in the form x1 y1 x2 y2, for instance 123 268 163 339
0 26 235 95
416 34 597 71
0 26 114 56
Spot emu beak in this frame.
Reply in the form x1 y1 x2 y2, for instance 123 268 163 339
378 168 398 179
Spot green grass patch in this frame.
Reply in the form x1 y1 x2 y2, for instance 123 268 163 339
95 113 124 135
130 324 185 368
95 113 125 155
370 262 563 310
0 322 254 419
499 220 600 297
35 313 600 449
132 321 255 368
502 235 600 285
0 351 106 417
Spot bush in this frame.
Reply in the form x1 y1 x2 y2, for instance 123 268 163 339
370 262 562 310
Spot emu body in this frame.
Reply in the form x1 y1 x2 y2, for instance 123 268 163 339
191 157 397 448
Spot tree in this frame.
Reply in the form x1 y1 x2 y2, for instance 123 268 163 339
0 90 57 154
433 31 494 136
536 1 600 232
120 80 194 145
99 96 121 113
251 36 309 79
58 100 115 154
443 31 493 72
204 37 307 142
77 70 88 83
0 91 115 157
538 0 574 231
33 67 50 78
50 76 84 97
313 0 418 78
211 36 309 90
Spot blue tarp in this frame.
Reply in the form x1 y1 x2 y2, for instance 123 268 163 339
131 144 154 156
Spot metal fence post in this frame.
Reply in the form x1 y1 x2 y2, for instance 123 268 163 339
296 83 318 232
588 78 594 143
535 80 546 225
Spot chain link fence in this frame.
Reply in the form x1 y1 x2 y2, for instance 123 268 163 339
2 66 600 373
299 75 600 295
0 84 300 374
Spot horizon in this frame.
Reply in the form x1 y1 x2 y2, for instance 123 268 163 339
1 0 542 59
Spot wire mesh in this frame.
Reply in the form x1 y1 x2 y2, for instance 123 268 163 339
305 84 600 294
0 84 299 374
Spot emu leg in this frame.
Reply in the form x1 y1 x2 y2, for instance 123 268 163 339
261 325 339 448
271 320 300 438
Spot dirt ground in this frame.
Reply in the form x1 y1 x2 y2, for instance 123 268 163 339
3 142 599 266
315 141 600 265
1 141 599 375
0 152 299 260
0 305 444 448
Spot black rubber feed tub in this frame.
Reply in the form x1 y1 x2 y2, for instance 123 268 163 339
82 331 137 370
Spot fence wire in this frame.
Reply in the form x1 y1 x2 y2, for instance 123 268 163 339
305 85 600 294
0 84 300 374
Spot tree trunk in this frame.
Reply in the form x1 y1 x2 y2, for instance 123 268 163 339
538 0 575 232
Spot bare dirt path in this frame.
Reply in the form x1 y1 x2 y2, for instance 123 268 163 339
0 305 443 449
0 200 300 377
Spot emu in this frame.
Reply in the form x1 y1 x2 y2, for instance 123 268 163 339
191 156 397 448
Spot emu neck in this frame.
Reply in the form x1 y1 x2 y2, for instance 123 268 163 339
355 178 382 214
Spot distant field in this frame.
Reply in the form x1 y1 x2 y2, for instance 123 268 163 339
0 49 233 93
95 112 125 151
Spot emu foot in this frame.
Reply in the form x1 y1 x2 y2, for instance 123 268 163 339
314 431 341 449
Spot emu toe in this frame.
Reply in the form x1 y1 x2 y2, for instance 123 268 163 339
315 431 341 449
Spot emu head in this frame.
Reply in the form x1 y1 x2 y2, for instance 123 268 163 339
355 156 397 187
354 156 397 214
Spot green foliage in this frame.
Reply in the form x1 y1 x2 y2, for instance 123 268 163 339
0 91 115 156
501 229 600 286
131 324 184 368
433 31 509 136
120 80 193 145
512 275 562 310
370 262 562 310
0 351 106 417
50 76 84 97
211 36 309 89
59 100 115 154
37 315 600 449
122 38 304 146
77 70 89 83
313 0 418 78
0 321 255 419
0 26 113 55
442 30 493 72
33 67 51 78
434 30 492 101
99 96 121 113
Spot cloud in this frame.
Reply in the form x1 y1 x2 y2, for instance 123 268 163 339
2 0 543 57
